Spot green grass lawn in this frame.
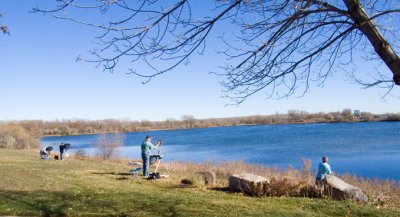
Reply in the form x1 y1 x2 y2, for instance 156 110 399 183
0 149 398 217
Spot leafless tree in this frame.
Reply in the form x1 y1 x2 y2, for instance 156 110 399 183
33 0 400 103
96 133 126 159
181 115 196 128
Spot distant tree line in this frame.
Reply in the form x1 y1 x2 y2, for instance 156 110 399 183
0 110 399 145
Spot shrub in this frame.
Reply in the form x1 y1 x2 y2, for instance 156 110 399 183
95 133 125 159
0 124 40 149
385 113 400 121
323 114 334 122
74 149 88 159
341 108 355 122
0 134 16 148
361 112 375 122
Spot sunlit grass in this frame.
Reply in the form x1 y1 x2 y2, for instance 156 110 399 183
0 149 399 216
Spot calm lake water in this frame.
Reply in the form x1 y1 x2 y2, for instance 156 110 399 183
41 122 400 180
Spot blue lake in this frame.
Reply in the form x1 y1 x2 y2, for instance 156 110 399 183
41 122 400 180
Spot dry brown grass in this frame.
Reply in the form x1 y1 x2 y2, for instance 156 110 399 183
159 159 400 208
339 174 400 208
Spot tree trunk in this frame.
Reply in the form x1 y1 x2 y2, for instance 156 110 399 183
343 0 400 85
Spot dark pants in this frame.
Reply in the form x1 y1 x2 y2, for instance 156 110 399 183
59 146 65 160
142 152 150 176
315 177 327 186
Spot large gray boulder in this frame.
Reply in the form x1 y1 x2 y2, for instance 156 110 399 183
325 175 368 203
229 173 269 196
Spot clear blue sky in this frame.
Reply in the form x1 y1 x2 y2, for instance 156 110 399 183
0 1 399 121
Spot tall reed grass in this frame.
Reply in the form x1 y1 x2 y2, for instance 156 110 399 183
160 159 400 208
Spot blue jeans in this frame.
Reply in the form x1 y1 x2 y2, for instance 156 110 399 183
142 152 150 176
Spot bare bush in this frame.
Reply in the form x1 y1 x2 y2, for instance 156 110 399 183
95 133 126 160
182 115 197 128
0 134 16 148
74 149 88 160
288 110 309 122
0 124 39 149
341 108 355 122
361 112 375 122
339 174 400 208
385 113 400 121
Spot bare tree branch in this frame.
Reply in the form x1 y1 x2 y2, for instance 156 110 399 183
0 13 9 35
33 0 400 103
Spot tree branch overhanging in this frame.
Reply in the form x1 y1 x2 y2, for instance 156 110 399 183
343 0 400 85
33 0 400 103
0 13 9 35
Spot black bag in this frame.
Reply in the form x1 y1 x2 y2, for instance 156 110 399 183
148 172 160 179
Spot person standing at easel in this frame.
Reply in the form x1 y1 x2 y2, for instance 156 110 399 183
141 136 161 177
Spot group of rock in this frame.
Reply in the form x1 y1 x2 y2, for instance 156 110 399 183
181 172 368 203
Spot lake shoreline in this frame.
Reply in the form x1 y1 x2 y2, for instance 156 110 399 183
41 119 399 138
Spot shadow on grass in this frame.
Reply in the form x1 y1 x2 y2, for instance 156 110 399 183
0 190 137 217
90 171 131 176
0 189 182 217
209 187 230 192
1 190 73 216
90 171 142 181
116 177 130 181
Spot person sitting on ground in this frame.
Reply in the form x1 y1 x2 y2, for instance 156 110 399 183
316 156 332 186
45 146 53 156
141 136 161 177
39 148 49 159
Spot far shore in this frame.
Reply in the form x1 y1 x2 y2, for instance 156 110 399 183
39 117 399 138
3 110 390 138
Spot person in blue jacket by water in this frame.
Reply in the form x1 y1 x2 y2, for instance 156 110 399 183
316 156 332 186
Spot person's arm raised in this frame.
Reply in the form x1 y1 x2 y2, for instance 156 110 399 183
156 140 162 147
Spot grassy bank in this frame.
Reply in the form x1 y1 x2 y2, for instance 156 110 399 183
0 149 399 216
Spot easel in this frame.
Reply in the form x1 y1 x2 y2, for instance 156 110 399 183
149 150 163 179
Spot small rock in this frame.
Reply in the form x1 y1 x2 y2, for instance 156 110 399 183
181 179 193 185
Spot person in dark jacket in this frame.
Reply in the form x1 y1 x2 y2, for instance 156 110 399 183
59 143 71 160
